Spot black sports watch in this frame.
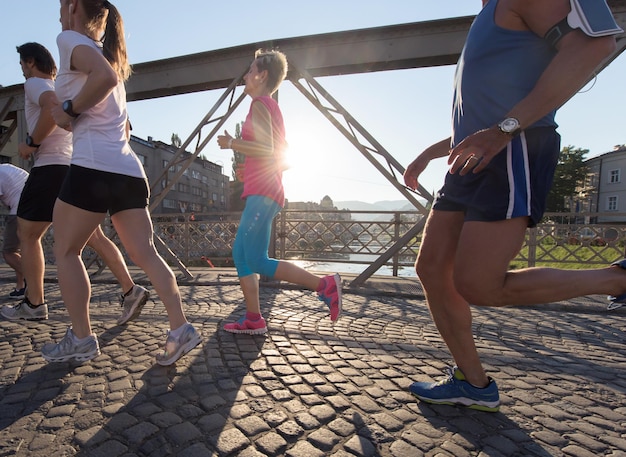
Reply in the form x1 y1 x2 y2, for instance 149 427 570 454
26 134 40 148
62 99 80 118
497 117 521 136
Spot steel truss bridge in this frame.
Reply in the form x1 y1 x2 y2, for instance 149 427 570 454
1 2 625 285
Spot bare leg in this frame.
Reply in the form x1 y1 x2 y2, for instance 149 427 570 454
240 274 261 314
3 251 24 290
416 210 490 387
455 219 626 306
421 211 626 388
273 261 322 291
112 208 186 330
52 200 104 339
17 218 51 305
238 262 325 314
86 225 134 293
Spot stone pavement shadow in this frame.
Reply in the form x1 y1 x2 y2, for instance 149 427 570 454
75 306 272 455
412 403 555 456
0 359 73 455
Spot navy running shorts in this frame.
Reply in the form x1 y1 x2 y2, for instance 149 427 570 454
433 127 561 228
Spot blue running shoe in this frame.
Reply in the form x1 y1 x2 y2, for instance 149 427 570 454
409 366 500 412
607 259 626 310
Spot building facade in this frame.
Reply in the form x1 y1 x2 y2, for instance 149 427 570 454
129 135 230 215
577 144 626 222
0 134 230 216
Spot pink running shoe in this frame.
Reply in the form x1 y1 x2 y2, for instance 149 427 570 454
224 315 267 335
317 273 342 321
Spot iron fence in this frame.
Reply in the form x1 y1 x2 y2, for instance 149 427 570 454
1 211 625 275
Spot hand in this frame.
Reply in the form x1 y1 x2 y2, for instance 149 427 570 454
217 130 233 149
403 138 452 190
18 142 35 160
448 127 511 175
403 154 430 191
50 99 73 131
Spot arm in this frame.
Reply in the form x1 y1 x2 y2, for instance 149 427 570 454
51 44 118 128
217 101 275 158
18 91 60 160
449 0 616 176
403 137 451 190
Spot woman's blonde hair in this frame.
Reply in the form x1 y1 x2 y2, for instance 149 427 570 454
254 49 288 94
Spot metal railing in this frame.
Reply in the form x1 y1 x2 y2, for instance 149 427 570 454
1 211 625 275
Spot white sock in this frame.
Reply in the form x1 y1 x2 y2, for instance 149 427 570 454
169 323 188 338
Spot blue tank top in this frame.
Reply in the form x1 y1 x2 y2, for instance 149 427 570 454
452 0 558 147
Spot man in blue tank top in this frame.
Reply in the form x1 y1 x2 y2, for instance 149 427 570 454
403 0 622 412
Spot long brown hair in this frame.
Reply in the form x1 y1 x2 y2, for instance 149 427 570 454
79 0 131 81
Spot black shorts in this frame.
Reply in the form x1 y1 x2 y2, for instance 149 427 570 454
17 165 69 222
433 127 561 228
58 165 149 215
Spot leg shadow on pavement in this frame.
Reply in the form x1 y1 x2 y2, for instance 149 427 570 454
412 403 554 456
0 321 73 454
73 282 275 456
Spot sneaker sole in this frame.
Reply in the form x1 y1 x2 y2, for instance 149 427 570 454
1 310 48 321
607 300 624 311
117 290 150 325
2 315 48 321
42 348 101 363
155 332 202 366
223 327 268 335
411 393 500 413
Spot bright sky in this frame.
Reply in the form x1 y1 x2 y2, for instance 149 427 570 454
1 1 625 204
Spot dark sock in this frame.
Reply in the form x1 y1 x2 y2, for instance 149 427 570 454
24 296 44 308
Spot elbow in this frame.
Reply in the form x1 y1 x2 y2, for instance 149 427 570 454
590 35 618 62
98 66 119 91
104 71 119 91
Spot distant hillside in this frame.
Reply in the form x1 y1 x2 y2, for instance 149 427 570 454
335 200 418 212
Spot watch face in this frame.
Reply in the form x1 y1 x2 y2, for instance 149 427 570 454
500 118 520 133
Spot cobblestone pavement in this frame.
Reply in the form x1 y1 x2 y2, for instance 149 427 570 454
0 267 625 457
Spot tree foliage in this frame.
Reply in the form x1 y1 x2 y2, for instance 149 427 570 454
171 133 182 148
545 145 588 212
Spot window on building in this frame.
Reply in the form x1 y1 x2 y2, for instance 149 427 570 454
163 199 177 209
136 154 146 165
609 169 620 183
607 195 618 211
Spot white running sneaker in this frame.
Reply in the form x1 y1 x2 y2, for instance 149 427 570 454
117 285 150 325
41 327 101 363
156 323 201 366
1 298 48 321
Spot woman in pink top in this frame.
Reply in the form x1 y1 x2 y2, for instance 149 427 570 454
218 49 342 335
